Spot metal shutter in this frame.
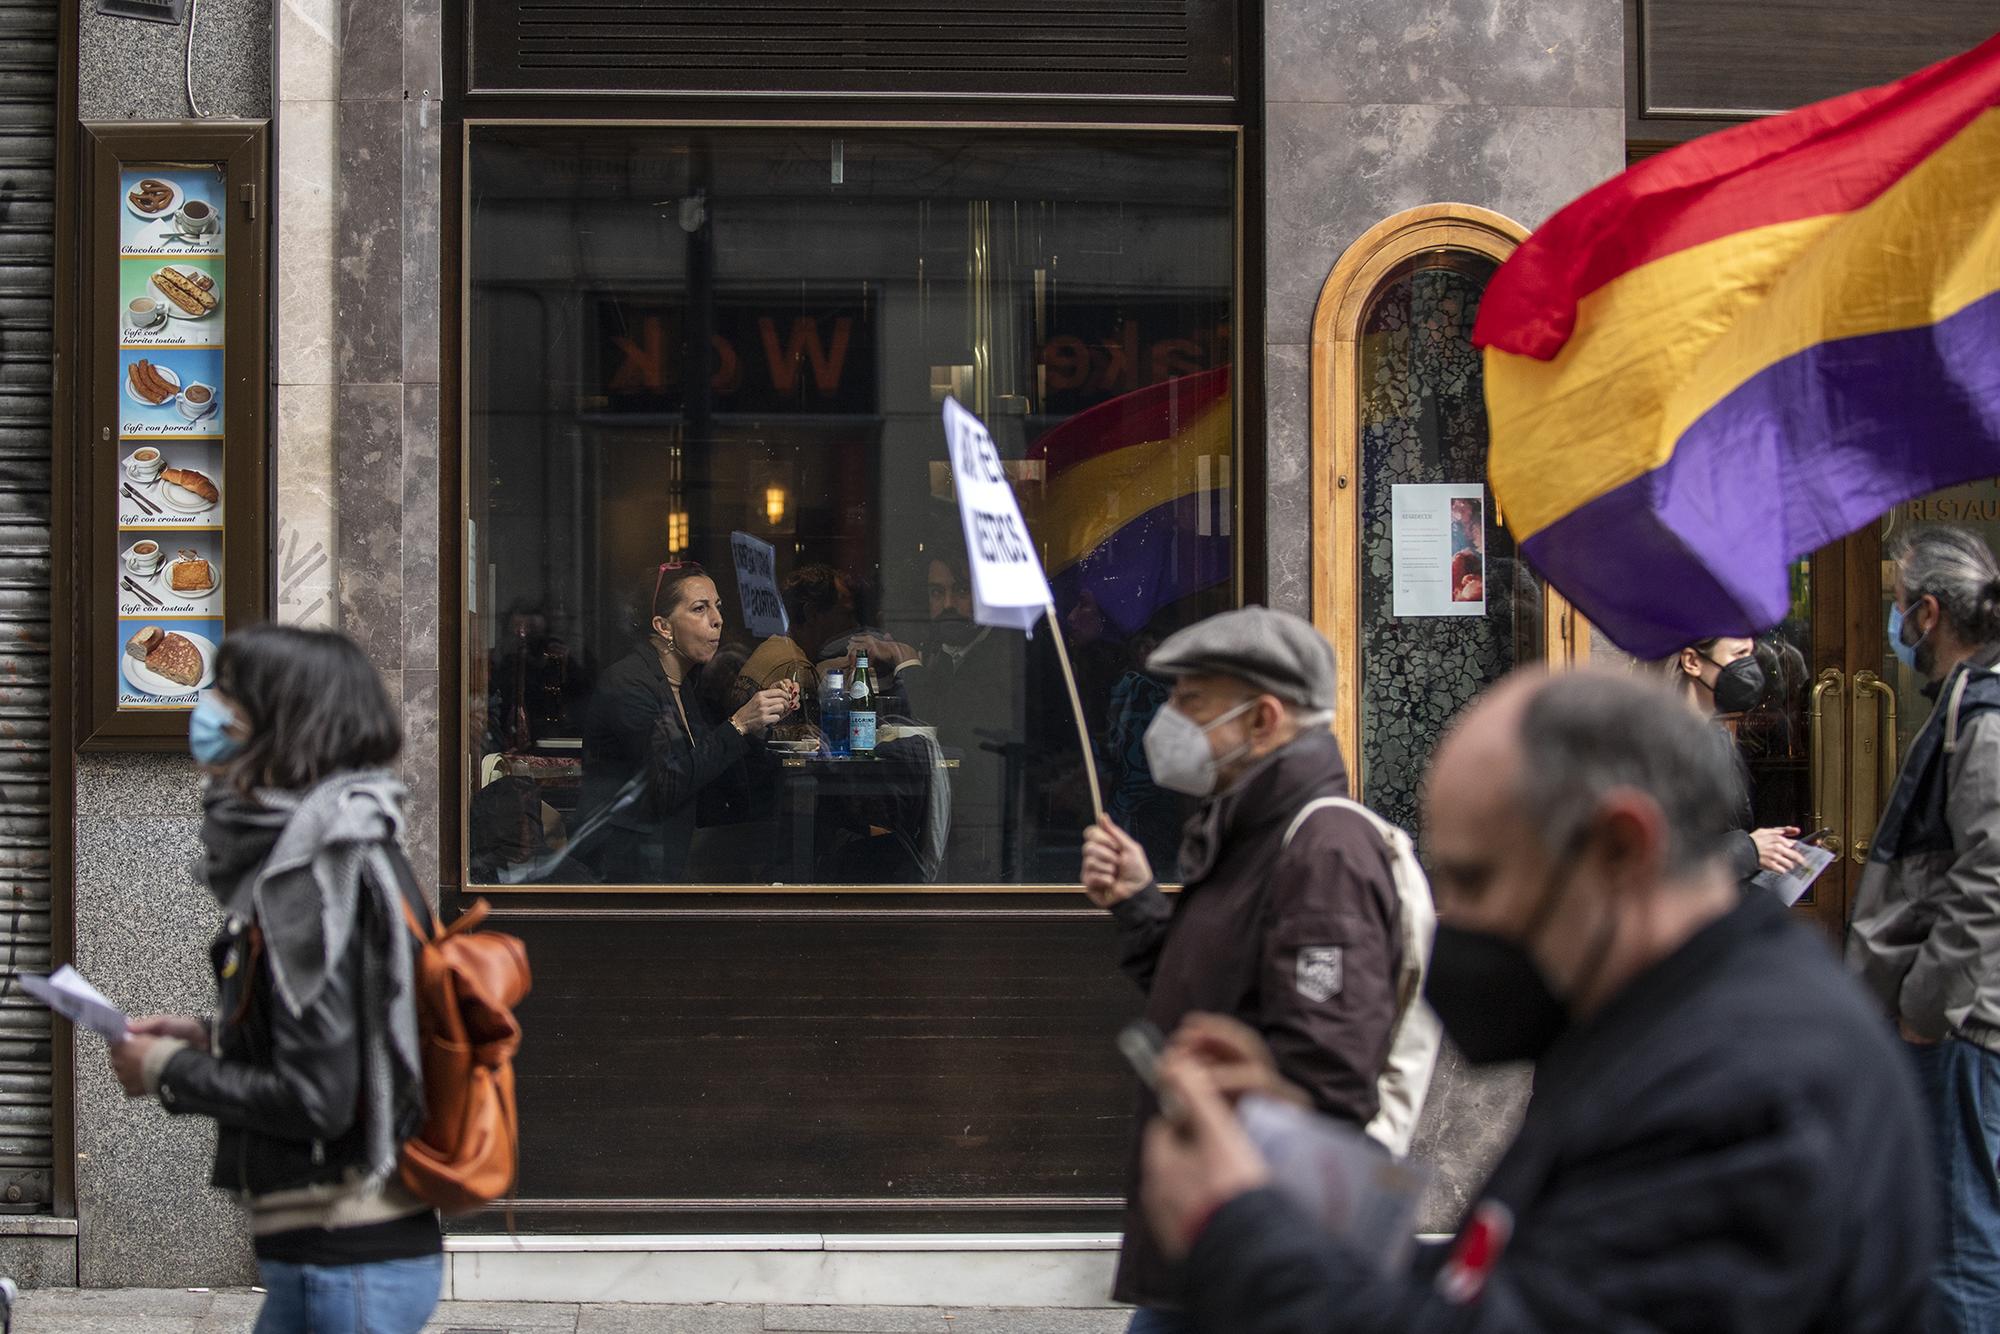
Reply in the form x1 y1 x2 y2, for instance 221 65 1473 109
0 0 57 1213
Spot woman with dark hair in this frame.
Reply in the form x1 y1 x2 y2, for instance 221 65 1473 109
577 561 794 882
103 623 441 1332
1668 634 1805 885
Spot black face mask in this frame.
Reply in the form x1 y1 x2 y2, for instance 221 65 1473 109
1423 843 1613 1066
1708 655 1766 714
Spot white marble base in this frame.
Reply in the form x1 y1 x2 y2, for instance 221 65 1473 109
443 1233 1122 1307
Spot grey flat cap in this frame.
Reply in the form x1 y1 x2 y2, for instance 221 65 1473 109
1145 606 1336 710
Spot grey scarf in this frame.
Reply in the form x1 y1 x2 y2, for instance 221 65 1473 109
211 769 424 1182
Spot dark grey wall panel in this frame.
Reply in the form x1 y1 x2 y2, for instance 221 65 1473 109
466 0 1239 100
1638 0 1994 119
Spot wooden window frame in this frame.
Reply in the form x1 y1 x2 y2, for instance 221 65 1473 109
68 122 271 750
1308 204 1586 792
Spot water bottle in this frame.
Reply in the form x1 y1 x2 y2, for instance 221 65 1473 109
849 652 878 755
822 670 849 757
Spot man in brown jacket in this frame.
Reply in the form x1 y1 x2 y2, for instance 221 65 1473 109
1081 606 1406 1333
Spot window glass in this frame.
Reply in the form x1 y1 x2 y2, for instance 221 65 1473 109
1355 253 1541 833
465 128 1237 887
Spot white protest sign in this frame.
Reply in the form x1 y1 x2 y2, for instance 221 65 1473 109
729 531 789 638
943 397 1052 633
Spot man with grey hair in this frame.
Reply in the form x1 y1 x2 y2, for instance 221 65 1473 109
1849 523 2000 1330
1140 668 1933 1332
1080 606 1430 1332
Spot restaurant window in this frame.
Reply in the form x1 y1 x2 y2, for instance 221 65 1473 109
464 126 1239 888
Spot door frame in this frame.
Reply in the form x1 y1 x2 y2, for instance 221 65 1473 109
1309 204 1581 792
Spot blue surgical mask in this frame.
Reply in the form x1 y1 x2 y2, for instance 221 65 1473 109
189 694 244 766
1889 601 1929 672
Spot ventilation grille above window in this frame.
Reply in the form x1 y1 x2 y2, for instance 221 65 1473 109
466 0 1238 100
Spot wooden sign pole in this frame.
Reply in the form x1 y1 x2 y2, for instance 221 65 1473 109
1045 602 1104 820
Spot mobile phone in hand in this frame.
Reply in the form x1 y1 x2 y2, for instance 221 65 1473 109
1117 1019 1187 1126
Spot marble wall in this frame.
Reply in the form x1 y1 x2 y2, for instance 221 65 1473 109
1256 0 1627 1228
1261 0 1625 614
68 0 440 1285
273 0 444 884
71 0 275 1288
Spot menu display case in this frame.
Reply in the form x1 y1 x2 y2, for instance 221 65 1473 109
70 124 268 748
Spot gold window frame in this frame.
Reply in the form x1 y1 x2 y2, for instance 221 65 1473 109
1308 203 1588 791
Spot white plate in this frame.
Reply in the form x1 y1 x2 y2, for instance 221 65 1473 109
123 361 180 410
120 631 216 697
153 476 218 514
152 269 217 321
154 559 220 601
125 178 184 221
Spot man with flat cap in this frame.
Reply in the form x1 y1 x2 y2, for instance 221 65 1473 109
1081 606 1433 1333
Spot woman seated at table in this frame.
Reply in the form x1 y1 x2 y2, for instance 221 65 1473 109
577 561 794 883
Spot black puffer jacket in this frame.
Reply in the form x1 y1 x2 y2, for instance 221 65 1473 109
155 809 422 1199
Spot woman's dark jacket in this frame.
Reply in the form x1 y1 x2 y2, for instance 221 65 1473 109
579 645 754 881
155 817 423 1204
1714 725 1763 884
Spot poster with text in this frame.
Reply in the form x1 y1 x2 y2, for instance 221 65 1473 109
119 257 223 349
117 441 223 529
119 347 223 438
120 167 225 259
1391 484 1487 618
116 617 221 709
116 530 221 616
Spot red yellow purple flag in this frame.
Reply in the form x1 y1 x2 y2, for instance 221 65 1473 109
1474 34 2000 658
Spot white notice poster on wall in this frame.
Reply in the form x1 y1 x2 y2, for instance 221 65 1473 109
729 531 789 639
1391 484 1487 618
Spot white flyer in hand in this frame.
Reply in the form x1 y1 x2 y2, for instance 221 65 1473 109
943 397 1051 634
729 530 790 638
21 966 130 1041
1752 840 1839 907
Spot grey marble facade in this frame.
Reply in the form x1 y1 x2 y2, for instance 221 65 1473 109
72 753 252 1287
1261 0 1625 615
1258 0 1626 1229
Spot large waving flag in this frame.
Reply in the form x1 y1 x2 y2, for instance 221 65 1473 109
1030 366 1233 636
1475 34 2000 658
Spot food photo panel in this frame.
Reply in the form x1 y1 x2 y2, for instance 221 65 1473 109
117 530 221 616
119 257 222 349
117 441 222 528
120 167 225 259
120 347 222 437
116 615 221 708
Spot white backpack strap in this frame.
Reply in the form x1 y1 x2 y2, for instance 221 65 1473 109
1280 796 1442 1159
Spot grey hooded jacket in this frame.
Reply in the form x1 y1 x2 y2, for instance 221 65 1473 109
1847 644 2000 1042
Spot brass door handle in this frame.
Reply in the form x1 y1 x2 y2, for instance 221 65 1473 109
1851 671 1899 865
1810 668 1846 861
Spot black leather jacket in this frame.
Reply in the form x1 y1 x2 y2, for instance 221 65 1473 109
156 855 406 1199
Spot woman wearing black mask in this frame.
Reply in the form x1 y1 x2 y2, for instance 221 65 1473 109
1671 636 1804 883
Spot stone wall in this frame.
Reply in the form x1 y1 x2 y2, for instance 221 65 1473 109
69 0 442 1281
1256 0 1627 1227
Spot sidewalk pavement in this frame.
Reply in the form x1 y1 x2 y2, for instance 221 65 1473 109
12 1290 1132 1333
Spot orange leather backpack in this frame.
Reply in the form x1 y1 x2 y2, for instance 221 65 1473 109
391 858 532 1215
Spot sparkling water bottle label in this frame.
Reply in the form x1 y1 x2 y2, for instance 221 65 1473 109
849 710 876 752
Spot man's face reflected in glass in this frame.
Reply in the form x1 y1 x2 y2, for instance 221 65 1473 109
927 559 973 623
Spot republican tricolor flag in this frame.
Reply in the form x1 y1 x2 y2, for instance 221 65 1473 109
1475 34 2000 658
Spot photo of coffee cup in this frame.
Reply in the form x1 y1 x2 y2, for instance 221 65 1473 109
178 383 216 421
175 199 217 237
124 539 165 577
125 297 165 331
124 446 165 484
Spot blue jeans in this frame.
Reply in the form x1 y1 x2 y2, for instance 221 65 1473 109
1911 1037 2000 1333
1127 1310 1194 1334
253 1254 443 1334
